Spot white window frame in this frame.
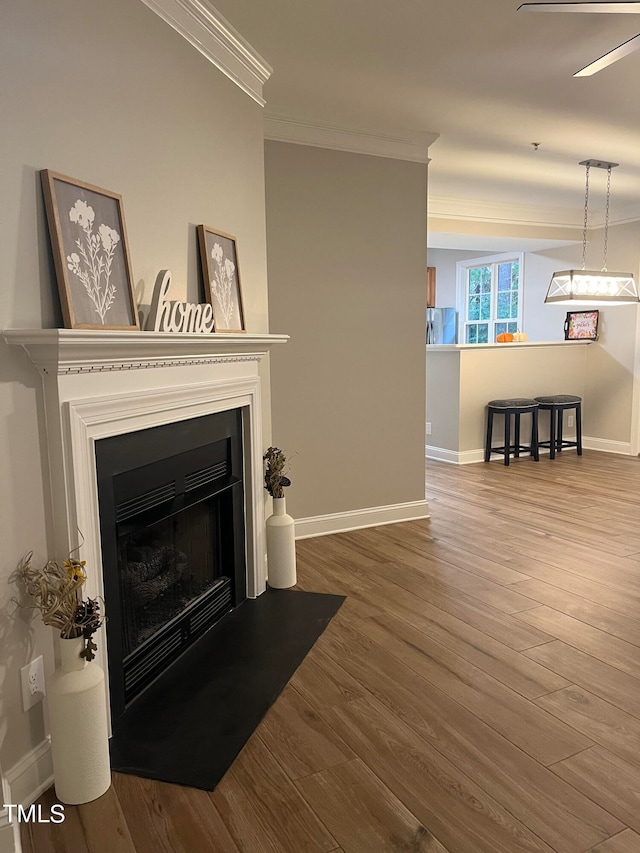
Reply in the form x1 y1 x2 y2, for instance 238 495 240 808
456 252 524 344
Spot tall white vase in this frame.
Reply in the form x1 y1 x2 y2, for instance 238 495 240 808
48 636 111 804
266 496 297 588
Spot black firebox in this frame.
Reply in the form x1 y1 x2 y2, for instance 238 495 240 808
96 409 246 723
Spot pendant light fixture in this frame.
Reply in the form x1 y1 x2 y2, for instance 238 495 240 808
544 159 639 305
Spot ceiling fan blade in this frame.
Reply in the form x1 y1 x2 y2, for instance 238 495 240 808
519 3 640 12
574 30 640 72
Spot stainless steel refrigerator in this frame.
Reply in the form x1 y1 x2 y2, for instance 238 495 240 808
426 307 457 345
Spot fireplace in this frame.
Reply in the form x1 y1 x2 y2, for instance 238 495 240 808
96 408 246 721
5 328 288 731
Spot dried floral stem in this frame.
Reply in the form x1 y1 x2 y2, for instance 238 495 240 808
263 446 291 499
17 552 105 658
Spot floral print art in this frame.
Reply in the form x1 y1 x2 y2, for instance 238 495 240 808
66 199 120 324
210 242 240 329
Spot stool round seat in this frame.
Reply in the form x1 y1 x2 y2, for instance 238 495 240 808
534 395 582 459
488 398 539 408
534 394 582 405
485 399 539 465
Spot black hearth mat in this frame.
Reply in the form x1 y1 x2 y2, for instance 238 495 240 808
109 588 344 791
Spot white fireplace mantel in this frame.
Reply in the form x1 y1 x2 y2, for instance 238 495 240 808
3 328 289 374
4 327 288 731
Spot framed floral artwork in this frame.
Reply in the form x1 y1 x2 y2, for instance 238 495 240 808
197 225 245 333
564 310 599 341
40 170 140 330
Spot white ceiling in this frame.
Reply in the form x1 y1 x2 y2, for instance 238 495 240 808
212 0 640 243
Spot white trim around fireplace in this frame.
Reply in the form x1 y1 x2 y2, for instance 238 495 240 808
5 329 288 736
64 379 264 719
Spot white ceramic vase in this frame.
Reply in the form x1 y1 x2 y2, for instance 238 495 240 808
48 635 111 805
266 496 297 588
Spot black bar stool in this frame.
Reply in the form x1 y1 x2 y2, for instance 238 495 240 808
485 399 540 466
534 395 582 459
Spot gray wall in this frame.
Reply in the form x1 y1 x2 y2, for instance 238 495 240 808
265 142 428 519
0 0 269 776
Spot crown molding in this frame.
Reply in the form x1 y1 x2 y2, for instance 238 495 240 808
428 195 582 229
139 0 272 105
264 115 439 163
429 195 640 230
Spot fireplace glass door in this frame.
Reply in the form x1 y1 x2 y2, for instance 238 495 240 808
96 409 246 722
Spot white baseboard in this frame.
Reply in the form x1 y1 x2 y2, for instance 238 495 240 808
0 740 52 853
294 500 430 539
0 817 19 853
5 738 53 812
0 771 20 853
427 437 634 465
426 445 484 464
583 436 632 455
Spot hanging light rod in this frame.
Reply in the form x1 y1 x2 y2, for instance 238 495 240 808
518 3 640 13
545 159 639 306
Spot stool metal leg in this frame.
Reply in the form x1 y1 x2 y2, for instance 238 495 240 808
549 407 556 460
532 408 539 461
485 409 493 462
514 413 521 458
557 408 564 454
504 411 510 466
576 404 583 455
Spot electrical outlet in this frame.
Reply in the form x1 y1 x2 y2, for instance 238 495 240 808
426 422 432 435
20 656 45 711
568 415 574 428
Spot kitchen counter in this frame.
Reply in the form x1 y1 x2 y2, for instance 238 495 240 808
426 340 592 464
427 340 592 352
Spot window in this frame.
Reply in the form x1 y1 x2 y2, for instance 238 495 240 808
457 253 523 343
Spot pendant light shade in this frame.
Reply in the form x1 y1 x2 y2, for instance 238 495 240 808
545 270 638 305
545 160 639 306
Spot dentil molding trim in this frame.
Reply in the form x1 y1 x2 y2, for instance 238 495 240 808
139 0 272 105
264 116 439 164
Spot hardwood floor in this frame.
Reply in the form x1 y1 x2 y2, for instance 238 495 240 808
23 451 640 852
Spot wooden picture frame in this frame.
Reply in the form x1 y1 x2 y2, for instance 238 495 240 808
40 170 139 330
564 310 599 341
197 225 245 333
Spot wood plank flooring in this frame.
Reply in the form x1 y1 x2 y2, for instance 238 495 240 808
23 450 640 852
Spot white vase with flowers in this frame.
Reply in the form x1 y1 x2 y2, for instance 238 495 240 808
263 447 297 589
17 551 111 804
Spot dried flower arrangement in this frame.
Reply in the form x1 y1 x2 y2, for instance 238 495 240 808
17 551 105 661
263 446 292 499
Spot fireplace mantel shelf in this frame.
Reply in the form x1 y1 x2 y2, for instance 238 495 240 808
4 329 289 375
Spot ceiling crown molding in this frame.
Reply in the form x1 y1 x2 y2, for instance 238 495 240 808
429 195 582 229
264 115 439 163
429 195 640 229
140 0 272 105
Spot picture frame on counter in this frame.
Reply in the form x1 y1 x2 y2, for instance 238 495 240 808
197 225 245 333
40 170 140 330
564 310 599 341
